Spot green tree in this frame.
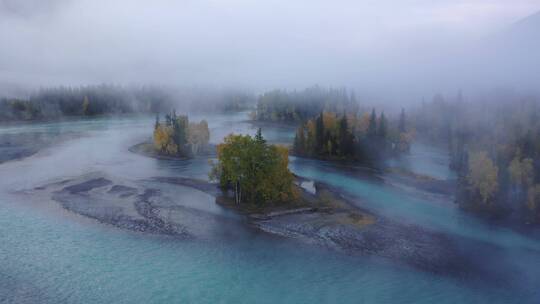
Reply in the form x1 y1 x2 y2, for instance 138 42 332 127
399 108 406 133
294 125 306 155
255 128 265 144
315 112 325 155
173 115 188 149
468 151 499 204
367 109 377 138
210 132 297 205
153 111 209 157
377 112 387 139
338 115 354 156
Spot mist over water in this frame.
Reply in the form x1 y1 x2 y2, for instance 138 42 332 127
0 114 538 303
2 1 540 303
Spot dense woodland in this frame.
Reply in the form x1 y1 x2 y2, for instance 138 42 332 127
293 109 412 163
254 86 359 122
0 85 254 122
412 92 540 223
255 86 412 163
153 111 210 157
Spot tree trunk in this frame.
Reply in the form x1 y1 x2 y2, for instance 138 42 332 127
235 181 241 205
235 181 238 204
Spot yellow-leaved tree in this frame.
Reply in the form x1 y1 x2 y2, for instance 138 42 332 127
154 125 176 154
508 155 534 188
82 96 90 115
188 120 210 155
468 151 498 204
210 129 298 205
153 112 209 157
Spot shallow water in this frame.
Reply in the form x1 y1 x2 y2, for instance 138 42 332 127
0 113 539 303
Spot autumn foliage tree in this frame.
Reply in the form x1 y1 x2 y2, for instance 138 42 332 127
210 129 298 205
153 111 210 157
467 151 499 205
293 109 411 162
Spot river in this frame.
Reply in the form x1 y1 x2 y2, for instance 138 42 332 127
0 112 538 303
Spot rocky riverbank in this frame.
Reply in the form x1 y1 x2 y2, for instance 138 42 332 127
22 171 496 278
136 176 489 277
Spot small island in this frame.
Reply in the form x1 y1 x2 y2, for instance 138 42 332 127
251 87 414 164
210 129 298 207
131 110 212 159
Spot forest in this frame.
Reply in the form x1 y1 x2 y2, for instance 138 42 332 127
0 85 254 121
412 92 540 223
293 109 412 163
254 86 359 122
254 86 412 163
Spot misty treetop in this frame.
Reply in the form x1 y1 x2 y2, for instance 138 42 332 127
254 86 359 122
153 111 210 157
210 129 298 205
293 109 413 163
0 85 255 122
413 91 540 223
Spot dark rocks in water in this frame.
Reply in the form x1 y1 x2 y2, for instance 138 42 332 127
63 178 113 194
253 211 488 277
27 173 499 280
148 175 484 277
42 175 189 237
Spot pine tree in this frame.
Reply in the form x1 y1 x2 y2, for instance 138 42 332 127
294 125 306 155
367 109 377 138
255 128 266 144
399 108 406 133
154 114 160 130
315 112 325 155
349 92 359 115
378 112 387 139
172 113 188 151
338 115 354 156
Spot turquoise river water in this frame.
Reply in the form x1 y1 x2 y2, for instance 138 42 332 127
0 112 539 303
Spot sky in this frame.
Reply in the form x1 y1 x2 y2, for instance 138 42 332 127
1 0 539 97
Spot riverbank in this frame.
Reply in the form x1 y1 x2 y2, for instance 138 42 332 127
149 176 375 230
384 167 456 196
21 170 502 278
25 173 494 276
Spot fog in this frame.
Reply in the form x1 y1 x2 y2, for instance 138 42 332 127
1 0 540 100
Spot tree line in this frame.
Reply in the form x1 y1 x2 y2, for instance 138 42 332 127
293 108 412 163
0 85 255 122
413 91 540 224
254 86 359 122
